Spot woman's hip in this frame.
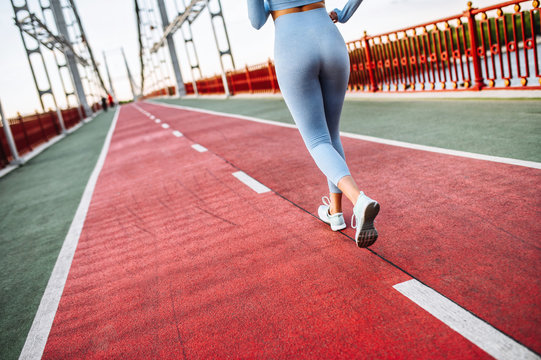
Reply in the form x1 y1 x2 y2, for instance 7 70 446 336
274 8 346 49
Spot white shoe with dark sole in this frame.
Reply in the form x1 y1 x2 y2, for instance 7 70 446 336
352 192 380 248
318 196 346 231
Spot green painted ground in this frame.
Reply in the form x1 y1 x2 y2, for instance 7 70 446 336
0 109 116 360
155 97 541 162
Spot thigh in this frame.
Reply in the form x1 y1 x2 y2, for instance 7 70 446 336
319 36 351 139
274 48 331 150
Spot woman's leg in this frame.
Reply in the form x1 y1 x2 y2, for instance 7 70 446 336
273 9 379 246
274 51 352 193
329 192 343 214
319 31 362 208
337 175 361 205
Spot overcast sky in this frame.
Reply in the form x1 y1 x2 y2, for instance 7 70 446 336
0 0 508 118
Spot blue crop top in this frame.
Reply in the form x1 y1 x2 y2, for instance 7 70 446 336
247 0 364 29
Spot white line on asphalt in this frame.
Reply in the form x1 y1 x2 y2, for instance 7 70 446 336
161 123 170 129
232 171 271 194
155 119 161 123
150 102 296 129
393 280 539 360
172 130 183 137
149 115 155 119
341 132 541 169
19 106 121 360
148 101 541 170
191 144 207 152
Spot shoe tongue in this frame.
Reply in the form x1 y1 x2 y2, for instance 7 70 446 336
354 192 366 211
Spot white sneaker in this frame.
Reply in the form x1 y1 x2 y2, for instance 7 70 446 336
352 192 380 248
318 196 346 231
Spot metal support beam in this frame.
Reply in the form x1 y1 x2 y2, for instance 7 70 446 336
67 0 108 94
50 0 92 116
11 0 67 133
181 21 202 96
145 0 171 94
39 0 84 120
103 51 117 101
15 13 88 66
151 0 206 53
156 0 186 96
0 99 22 165
147 0 234 97
205 0 235 96
121 47 138 100
134 0 145 95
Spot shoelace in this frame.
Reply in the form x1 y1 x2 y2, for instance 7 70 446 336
323 196 345 220
322 196 331 207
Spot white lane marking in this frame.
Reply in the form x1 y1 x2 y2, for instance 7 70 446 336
150 101 296 129
341 132 541 170
19 106 121 360
149 115 155 119
232 171 271 194
172 130 183 137
155 119 161 124
191 144 207 152
161 123 170 129
393 280 539 360
148 101 541 170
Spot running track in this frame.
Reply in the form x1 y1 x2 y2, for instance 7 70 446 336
34 102 540 359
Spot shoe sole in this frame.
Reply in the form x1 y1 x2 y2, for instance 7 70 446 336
330 223 347 231
356 202 380 248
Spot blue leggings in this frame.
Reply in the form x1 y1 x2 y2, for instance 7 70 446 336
274 8 351 194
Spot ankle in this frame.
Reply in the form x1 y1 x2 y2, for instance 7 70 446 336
329 193 343 215
329 207 342 215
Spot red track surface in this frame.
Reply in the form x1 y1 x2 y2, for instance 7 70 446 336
42 103 539 358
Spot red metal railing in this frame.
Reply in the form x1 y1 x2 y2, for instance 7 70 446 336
229 60 279 94
182 59 279 96
194 75 225 95
347 0 540 92
0 132 10 168
172 0 540 96
143 86 176 99
0 106 86 167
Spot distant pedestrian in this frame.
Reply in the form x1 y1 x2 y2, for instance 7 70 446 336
247 0 380 247
101 97 108 112
107 93 114 107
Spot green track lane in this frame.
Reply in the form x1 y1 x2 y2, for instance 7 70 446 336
155 97 541 162
0 109 116 360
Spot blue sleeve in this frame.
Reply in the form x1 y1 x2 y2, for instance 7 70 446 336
333 0 364 23
247 0 270 30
